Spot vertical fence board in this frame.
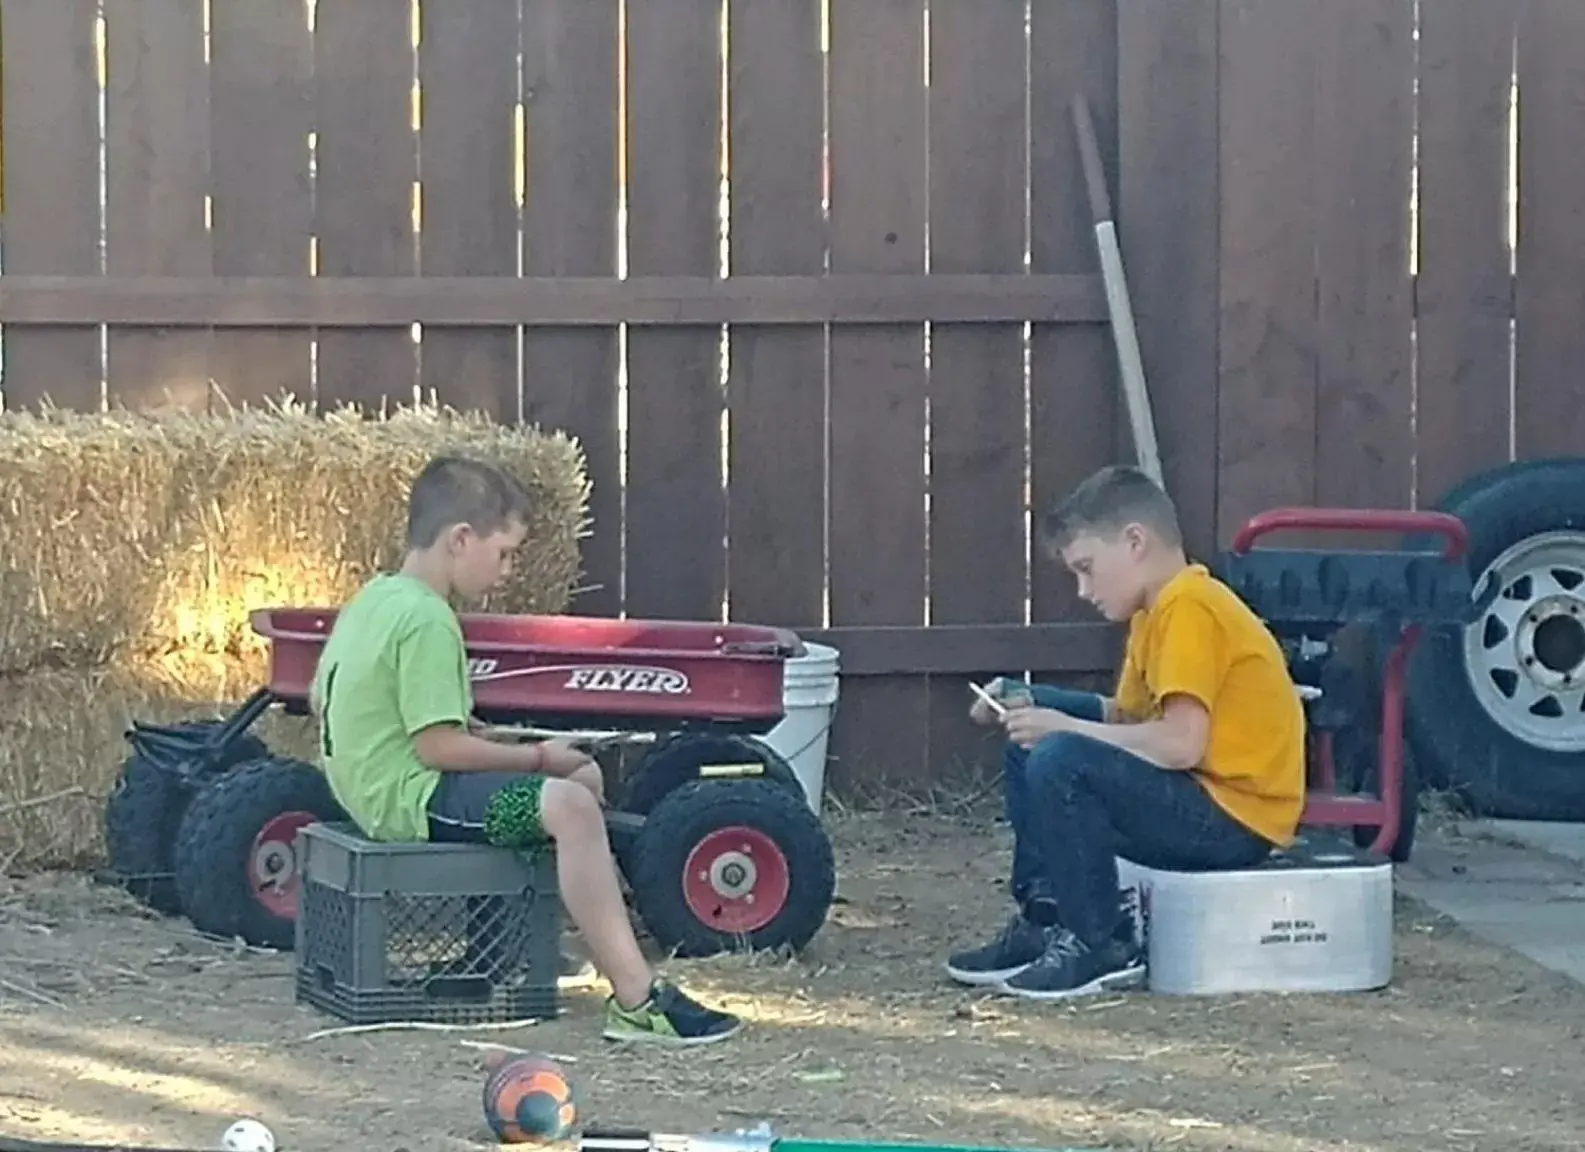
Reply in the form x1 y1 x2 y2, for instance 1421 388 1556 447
623 0 724 620
1415 0 1515 506
103 0 210 412
0 0 101 411
927 0 1028 784
827 0 929 792
725 0 827 631
521 0 621 615
1115 0 1220 558
419 0 520 422
1514 0 1585 460
315 0 416 410
210 0 314 410
1030 0 1121 693
1217 0 1318 538
1313 0 1414 520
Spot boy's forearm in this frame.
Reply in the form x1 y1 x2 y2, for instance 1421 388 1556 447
1049 713 1197 770
414 724 550 776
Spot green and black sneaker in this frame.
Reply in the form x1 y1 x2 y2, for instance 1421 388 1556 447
602 979 743 1046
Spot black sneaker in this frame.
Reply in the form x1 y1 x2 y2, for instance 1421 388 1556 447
997 927 1146 1000
945 912 1050 986
1116 885 1144 950
602 979 743 1046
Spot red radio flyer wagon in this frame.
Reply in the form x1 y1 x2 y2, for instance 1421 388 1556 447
103 610 837 959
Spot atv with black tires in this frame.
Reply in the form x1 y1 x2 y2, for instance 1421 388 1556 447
103 709 272 914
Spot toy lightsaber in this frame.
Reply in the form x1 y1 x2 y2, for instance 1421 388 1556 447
583 1126 775 1152
581 1128 1096 1152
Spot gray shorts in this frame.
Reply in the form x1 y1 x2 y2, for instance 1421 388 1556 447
426 771 548 849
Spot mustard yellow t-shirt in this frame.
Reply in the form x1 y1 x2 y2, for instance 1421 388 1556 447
1112 563 1306 847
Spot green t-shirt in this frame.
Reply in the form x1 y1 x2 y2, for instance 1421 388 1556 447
311 572 473 841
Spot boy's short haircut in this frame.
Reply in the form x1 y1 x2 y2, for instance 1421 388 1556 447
407 454 533 548
1041 464 1183 551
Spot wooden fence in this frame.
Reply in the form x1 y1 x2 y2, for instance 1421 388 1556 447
0 0 1581 797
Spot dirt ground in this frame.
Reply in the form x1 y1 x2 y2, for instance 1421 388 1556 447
3 807 1585 1152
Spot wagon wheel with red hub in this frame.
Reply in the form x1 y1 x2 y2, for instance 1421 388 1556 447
626 777 835 957
172 756 347 950
612 733 807 879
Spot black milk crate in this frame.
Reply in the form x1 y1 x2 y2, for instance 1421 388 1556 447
294 821 562 1025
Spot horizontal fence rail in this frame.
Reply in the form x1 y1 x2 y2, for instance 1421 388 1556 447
0 275 1111 327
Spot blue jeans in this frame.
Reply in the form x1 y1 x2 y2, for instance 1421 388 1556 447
1003 684 1274 950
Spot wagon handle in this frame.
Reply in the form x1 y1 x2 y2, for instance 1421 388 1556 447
1230 508 1469 561
720 631 807 659
248 607 334 642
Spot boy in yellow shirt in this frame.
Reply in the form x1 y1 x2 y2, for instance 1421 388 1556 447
947 465 1306 999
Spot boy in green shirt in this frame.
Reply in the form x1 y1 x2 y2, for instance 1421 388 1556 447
311 455 741 1046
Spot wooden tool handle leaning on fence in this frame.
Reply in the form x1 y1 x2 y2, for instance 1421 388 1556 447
1071 94 1166 491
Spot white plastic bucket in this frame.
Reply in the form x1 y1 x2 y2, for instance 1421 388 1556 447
759 642 840 814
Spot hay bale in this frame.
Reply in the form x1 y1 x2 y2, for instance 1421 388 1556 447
0 401 591 671
0 651 317 872
0 410 189 671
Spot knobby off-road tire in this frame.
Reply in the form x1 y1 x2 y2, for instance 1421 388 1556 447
627 778 836 958
1405 459 1585 819
615 734 806 878
173 756 346 950
621 733 806 813
103 722 269 914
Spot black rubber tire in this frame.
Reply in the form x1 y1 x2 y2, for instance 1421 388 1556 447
172 756 347 949
1314 626 1421 863
1331 722 1422 863
616 734 806 879
627 778 836 958
103 723 269 914
1403 458 1585 818
622 733 805 814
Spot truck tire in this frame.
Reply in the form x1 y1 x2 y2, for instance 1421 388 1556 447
1405 459 1585 818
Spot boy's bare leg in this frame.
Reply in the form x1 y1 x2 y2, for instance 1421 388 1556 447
539 778 654 1007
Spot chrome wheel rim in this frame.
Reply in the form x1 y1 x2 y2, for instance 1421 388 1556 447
1462 530 1585 753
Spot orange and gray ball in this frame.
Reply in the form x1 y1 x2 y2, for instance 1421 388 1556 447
482 1054 579 1144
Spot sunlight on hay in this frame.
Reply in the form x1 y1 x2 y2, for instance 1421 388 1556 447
0 645 315 873
0 400 591 671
